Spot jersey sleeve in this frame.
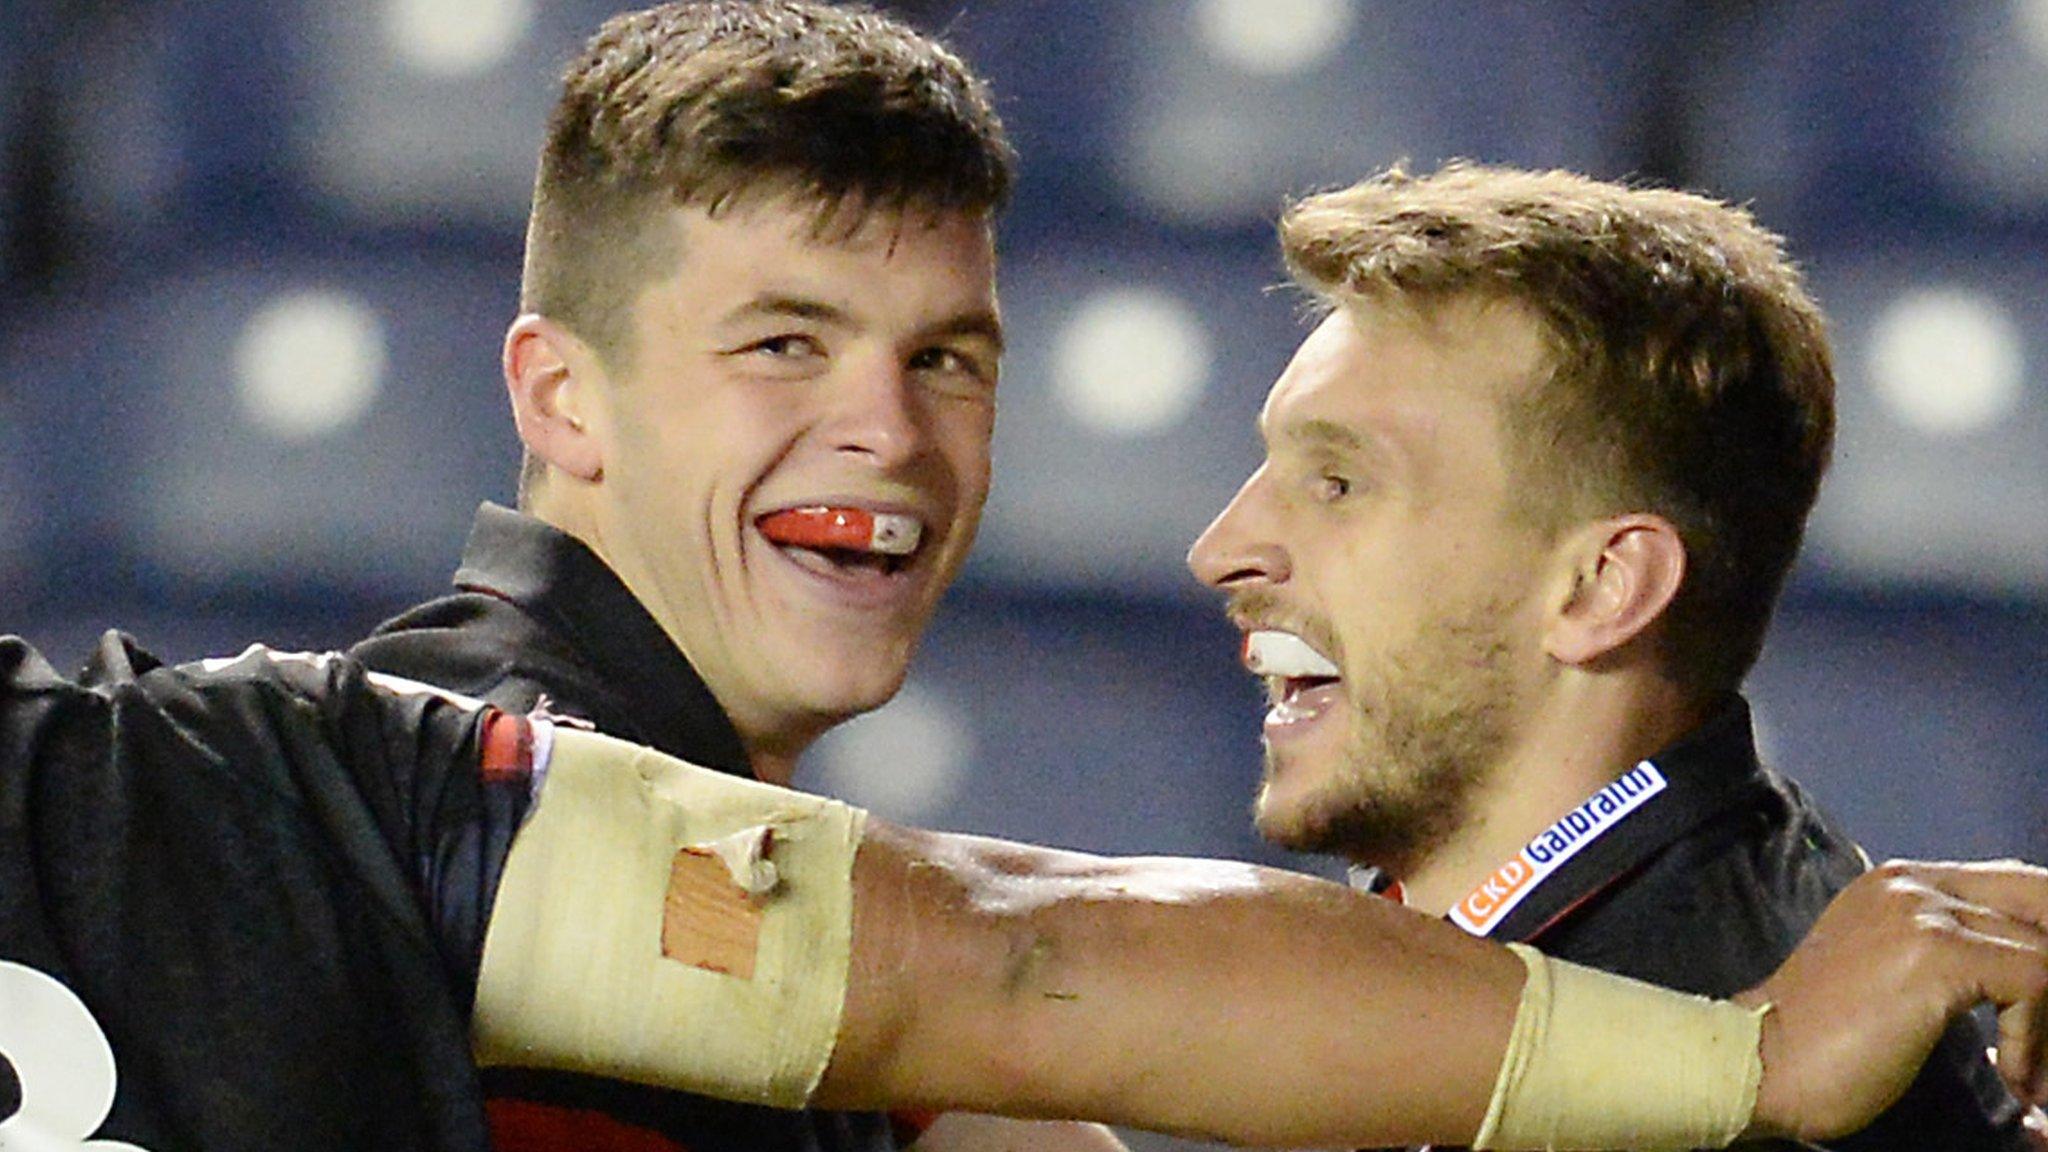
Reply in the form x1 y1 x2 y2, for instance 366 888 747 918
2 627 528 1004
0 631 530 1146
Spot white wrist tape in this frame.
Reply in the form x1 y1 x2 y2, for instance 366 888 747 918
1475 943 1767 1151
472 725 866 1107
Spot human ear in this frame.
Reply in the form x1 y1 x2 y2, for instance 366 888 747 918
504 314 604 483
1544 514 1687 668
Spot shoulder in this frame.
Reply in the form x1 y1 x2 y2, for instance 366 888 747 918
352 592 612 728
1540 769 2030 1147
1541 768 1865 995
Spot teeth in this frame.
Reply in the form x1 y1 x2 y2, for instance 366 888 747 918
1242 630 1339 679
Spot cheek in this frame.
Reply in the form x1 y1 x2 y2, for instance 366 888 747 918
611 430 720 522
936 406 996 499
1343 532 1465 614
659 393 805 492
1317 546 1422 633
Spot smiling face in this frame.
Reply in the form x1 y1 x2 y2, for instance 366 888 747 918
552 198 1000 770
1187 298 1564 871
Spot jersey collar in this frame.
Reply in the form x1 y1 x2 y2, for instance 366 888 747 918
1352 697 1768 944
451 502 753 778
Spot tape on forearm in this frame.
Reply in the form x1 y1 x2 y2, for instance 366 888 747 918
1474 943 1767 1151
472 725 866 1107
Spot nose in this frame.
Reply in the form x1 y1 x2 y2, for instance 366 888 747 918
828 355 926 469
1187 470 1289 590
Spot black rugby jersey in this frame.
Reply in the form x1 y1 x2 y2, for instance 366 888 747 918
1358 698 2029 1152
0 632 532 1151
351 503 919 1152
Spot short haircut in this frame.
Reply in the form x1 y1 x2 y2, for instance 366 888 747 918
525 0 1012 348
1279 163 1836 698
515 1 1013 500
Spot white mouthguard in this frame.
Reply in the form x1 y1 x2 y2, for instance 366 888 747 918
1242 630 1340 679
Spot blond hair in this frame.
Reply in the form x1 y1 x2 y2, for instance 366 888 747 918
1281 163 1835 696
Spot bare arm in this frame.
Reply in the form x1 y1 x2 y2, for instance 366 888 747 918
817 821 1526 1147
819 827 2048 1149
907 1114 1129 1152
473 722 2048 1149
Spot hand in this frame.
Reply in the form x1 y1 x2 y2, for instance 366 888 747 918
1738 859 2048 1141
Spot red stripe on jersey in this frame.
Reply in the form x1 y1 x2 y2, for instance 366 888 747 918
486 1099 692 1152
890 1108 940 1145
479 709 534 786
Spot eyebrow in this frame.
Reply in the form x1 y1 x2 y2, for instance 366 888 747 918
720 293 1005 355
1270 417 1375 457
719 293 847 328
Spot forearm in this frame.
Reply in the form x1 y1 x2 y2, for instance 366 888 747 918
907 1113 1130 1152
473 728 2048 1149
818 821 1518 1147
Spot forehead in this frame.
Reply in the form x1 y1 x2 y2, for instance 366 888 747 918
683 196 995 290
1260 297 1549 448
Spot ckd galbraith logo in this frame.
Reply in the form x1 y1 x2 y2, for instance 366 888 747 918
0 960 152 1151
1450 763 1668 936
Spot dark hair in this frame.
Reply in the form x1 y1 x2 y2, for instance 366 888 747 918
521 0 1011 357
515 0 1012 500
1281 163 1836 697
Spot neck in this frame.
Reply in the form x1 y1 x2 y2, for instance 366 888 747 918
532 494 818 791
1391 673 1708 918
530 489 603 567
748 749 801 788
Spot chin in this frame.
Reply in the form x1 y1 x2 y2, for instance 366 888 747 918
1250 781 1326 853
799 660 914 722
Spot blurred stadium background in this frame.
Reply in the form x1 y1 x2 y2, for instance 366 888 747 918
0 2 2043 1141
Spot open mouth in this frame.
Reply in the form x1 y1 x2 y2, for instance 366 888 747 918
755 505 925 578
1241 629 1342 707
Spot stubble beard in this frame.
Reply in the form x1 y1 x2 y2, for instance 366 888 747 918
1254 601 1525 878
